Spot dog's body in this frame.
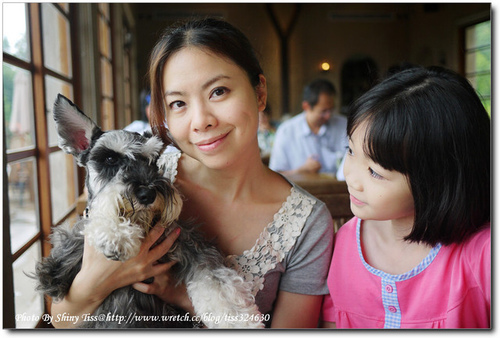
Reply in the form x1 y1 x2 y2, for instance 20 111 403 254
34 95 263 328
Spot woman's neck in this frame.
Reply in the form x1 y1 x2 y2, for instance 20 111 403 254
180 149 270 203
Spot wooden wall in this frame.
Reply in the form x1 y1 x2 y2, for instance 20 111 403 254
129 3 490 121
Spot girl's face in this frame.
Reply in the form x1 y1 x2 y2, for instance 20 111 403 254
162 46 266 169
343 122 415 223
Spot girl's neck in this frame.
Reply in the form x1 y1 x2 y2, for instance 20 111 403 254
361 217 433 275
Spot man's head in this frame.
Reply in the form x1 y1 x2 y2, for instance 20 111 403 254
302 79 336 132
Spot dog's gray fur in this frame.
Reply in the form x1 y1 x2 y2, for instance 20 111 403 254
34 95 263 328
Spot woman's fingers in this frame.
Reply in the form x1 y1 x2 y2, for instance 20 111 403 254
131 260 177 294
148 227 181 259
143 223 169 248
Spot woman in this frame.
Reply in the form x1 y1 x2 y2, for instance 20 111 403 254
51 18 333 328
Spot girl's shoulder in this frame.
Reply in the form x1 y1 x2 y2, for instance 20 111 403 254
158 146 182 182
335 217 359 236
460 223 490 257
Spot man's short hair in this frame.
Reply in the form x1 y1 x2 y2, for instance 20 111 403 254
303 79 337 108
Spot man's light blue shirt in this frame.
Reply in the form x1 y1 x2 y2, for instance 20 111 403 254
269 112 348 179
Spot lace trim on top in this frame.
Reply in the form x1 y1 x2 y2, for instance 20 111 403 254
158 150 316 296
159 150 181 183
225 188 316 296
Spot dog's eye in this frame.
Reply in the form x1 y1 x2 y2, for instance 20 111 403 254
105 155 119 166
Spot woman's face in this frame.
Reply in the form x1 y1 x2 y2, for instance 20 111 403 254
343 123 415 223
162 46 266 169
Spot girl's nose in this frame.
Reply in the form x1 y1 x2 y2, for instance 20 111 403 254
192 102 217 132
344 158 363 192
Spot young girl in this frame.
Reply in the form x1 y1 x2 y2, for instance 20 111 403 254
321 66 490 328
50 18 334 328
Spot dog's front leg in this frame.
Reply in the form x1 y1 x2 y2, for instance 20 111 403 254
34 222 84 301
83 214 143 261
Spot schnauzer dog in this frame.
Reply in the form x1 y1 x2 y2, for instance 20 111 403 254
34 94 264 329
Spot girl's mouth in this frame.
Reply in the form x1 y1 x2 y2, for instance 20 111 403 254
350 194 366 206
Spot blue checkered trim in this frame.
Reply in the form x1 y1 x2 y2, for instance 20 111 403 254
356 218 442 328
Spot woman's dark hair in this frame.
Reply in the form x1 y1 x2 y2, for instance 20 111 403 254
347 66 490 246
148 17 264 144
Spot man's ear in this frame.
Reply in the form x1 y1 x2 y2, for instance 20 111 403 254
302 100 312 112
256 74 267 112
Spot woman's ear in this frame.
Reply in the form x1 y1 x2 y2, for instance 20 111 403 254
256 74 267 112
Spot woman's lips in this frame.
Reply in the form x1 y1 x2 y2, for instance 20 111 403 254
350 194 366 206
195 132 229 152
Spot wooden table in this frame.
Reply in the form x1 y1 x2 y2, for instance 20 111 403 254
284 172 353 231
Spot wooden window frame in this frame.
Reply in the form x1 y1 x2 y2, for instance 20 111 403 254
2 3 81 328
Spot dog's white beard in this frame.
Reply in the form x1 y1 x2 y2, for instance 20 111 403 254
84 183 144 261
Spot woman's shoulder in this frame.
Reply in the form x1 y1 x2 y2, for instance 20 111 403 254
158 146 182 182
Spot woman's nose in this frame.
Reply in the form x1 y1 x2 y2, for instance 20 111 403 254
192 102 217 132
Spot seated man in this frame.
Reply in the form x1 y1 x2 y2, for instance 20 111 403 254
124 92 151 134
269 79 348 179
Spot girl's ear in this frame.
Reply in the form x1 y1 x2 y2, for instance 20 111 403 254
256 74 267 112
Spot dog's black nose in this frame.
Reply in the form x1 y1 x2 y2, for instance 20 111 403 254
136 186 156 205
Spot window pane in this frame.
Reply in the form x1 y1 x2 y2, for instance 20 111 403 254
99 16 112 59
99 3 110 20
45 75 74 147
7 158 40 254
13 241 44 328
3 64 36 152
101 98 115 130
465 21 491 50
464 20 491 116
50 150 78 223
467 73 491 98
2 3 31 62
58 3 70 14
465 48 491 73
41 3 72 78
100 58 114 97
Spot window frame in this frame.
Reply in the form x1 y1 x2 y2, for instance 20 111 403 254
2 3 81 328
458 15 491 115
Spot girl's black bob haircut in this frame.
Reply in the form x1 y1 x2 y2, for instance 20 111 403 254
347 66 490 246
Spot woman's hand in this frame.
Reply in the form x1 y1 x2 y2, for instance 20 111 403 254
50 224 180 327
79 223 180 300
132 228 194 313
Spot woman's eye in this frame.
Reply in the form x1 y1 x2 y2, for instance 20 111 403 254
369 167 384 180
169 101 185 110
211 87 229 99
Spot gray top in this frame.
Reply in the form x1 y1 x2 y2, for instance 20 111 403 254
159 150 334 326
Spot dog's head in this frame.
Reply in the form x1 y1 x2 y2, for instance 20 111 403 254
52 94 182 233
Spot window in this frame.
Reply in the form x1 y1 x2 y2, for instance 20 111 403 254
98 3 115 130
3 3 78 328
464 20 491 116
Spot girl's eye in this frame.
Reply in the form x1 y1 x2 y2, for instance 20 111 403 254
346 146 353 156
210 87 229 99
169 101 185 110
369 167 384 180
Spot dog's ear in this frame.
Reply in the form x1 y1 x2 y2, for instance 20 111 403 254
53 94 102 159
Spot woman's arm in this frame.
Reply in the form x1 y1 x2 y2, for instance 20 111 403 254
50 225 180 328
270 291 324 328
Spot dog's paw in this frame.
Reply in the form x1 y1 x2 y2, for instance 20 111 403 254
84 217 144 261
